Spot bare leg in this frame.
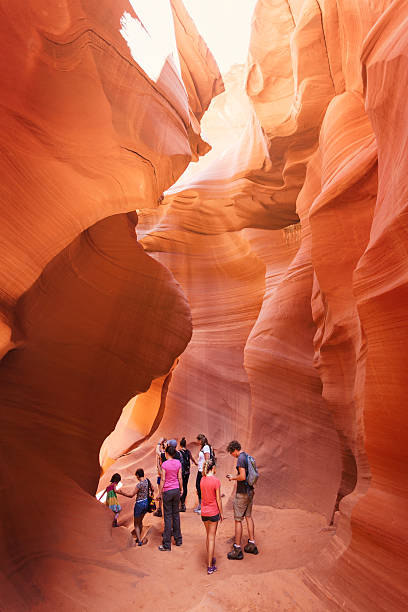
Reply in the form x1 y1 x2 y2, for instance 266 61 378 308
207 522 218 568
234 520 243 547
139 515 148 543
204 521 210 560
245 516 255 542
134 516 142 542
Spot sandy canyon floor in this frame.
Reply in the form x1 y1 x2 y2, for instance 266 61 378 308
38 498 337 611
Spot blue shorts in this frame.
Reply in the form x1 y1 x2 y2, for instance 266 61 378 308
134 499 148 517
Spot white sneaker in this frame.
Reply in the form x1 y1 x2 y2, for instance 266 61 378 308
194 505 201 513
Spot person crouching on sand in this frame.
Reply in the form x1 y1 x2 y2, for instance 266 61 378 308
200 458 223 574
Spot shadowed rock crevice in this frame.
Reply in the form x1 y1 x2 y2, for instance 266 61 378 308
0 212 193 605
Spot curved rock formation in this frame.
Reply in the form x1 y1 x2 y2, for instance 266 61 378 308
0 1 220 608
0 213 192 605
118 1 407 609
163 64 299 232
2 0 408 610
0 0 222 344
243 1 407 609
138 208 266 449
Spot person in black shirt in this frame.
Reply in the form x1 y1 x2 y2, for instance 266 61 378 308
178 437 197 512
226 440 258 559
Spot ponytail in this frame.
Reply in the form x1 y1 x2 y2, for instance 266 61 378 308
203 457 216 476
197 433 209 448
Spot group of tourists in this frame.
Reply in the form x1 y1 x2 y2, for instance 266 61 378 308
99 435 259 574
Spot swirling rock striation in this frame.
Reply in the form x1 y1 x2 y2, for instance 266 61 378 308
0 0 222 338
0 213 193 607
124 0 408 609
0 0 220 608
2 0 408 610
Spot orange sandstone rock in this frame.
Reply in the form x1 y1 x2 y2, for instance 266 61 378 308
2 0 408 610
0 0 222 339
0 213 192 605
0 1 220 607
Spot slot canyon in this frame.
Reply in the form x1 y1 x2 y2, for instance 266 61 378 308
0 0 407 610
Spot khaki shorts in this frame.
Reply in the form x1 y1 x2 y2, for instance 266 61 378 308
233 491 254 521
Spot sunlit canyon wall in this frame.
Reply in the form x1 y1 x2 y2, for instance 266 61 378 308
0 0 223 607
1 0 408 610
105 0 408 609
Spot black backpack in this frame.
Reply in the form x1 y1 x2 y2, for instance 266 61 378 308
179 449 191 475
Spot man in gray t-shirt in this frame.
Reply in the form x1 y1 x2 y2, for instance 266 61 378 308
226 440 258 559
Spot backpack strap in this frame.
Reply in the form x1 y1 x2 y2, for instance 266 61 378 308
180 449 190 472
244 452 252 490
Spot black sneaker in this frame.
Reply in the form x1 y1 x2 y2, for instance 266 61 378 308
158 545 171 551
227 546 243 560
153 508 162 517
179 504 186 512
244 541 259 555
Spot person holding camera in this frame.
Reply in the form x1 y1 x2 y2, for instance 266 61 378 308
153 437 167 517
226 440 258 559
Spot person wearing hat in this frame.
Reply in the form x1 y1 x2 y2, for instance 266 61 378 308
167 438 182 462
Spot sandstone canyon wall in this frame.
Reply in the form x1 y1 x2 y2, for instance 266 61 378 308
244 1 407 609
0 0 222 608
1 0 408 610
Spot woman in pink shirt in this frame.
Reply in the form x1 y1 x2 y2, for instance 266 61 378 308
158 445 183 551
200 458 223 574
